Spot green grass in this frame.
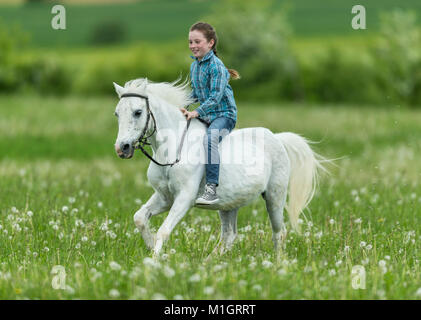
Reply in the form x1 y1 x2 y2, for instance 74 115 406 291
1 0 421 48
0 94 419 299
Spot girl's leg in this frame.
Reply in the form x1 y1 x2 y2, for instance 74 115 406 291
196 117 235 204
204 117 235 186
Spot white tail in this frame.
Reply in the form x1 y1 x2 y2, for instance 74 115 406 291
275 132 328 232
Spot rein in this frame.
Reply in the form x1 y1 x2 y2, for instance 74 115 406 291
120 93 192 167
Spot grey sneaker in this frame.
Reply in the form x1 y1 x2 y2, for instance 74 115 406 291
195 183 219 205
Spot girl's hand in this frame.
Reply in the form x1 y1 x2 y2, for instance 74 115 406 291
179 108 199 120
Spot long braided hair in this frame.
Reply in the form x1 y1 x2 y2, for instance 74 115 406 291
190 22 240 80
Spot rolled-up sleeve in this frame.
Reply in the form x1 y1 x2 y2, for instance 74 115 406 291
195 63 228 118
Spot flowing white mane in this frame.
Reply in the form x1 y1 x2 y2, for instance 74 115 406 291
123 78 195 108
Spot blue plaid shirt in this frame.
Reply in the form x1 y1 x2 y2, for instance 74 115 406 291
190 50 237 124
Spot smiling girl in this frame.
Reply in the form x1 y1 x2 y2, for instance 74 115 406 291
180 22 240 205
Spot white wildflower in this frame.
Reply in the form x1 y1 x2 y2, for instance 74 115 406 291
143 257 161 269
252 284 262 291
163 266 175 278
204 287 215 295
109 289 120 298
188 273 201 282
151 293 167 300
109 261 122 271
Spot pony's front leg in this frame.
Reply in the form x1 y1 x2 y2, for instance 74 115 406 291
153 194 194 256
134 192 170 250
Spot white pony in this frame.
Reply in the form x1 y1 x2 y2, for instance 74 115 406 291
113 78 326 257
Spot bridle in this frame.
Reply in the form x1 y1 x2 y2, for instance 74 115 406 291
120 93 192 167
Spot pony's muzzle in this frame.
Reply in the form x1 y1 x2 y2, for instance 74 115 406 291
115 142 134 159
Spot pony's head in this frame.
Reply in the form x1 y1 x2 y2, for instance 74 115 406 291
113 78 151 159
112 77 195 159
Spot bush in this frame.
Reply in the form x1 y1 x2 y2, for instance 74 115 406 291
90 20 127 46
15 58 71 95
72 44 189 96
0 19 28 93
373 10 421 106
299 48 384 104
206 0 300 101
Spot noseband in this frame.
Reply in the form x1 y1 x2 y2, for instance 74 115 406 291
120 93 192 167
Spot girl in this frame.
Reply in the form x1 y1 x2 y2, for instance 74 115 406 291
180 22 240 205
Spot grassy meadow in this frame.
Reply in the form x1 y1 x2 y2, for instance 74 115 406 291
0 94 419 299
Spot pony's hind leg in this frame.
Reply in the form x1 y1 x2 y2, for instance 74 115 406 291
264 181 288 252
212 209 238 255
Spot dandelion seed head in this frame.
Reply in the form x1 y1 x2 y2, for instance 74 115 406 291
143 257 161 269
252 284 262 291
151 293 167 300
109 261 122 271
204 286 215 295
262 260 273 268
189 273 201 282
109 289 120 298
163 266 175 278
328 269 336 276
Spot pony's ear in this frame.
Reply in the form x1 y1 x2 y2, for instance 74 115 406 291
113 82 125 98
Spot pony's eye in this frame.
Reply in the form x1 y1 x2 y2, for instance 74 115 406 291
134 110 142 117
114 111 118 117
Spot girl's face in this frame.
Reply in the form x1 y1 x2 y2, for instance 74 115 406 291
189 30 214 60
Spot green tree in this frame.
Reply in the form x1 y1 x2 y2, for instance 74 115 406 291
205 0 299 100
375 10 421 106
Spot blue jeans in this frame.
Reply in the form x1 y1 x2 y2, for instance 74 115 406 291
203 117 236 186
